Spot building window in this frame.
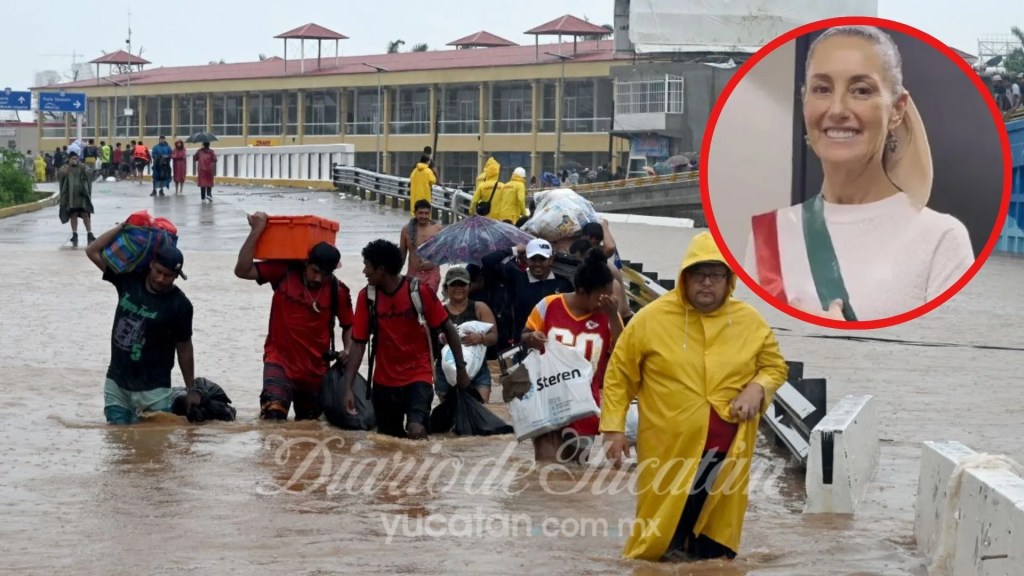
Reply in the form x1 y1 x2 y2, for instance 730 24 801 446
97 100 110 140
145 96 173 138
490 82 532 134
614 75 685 115
212 94 244 136
114 97 140 138
82 100 97 139
391 87 430 135
304 90 339 136
178 95 208 137
347 89 382 136
438 152 479 188
441 85 479 134
539 80 602 133
249 92 283 136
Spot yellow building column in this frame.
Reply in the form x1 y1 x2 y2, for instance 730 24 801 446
297 90 306 144
383 87 392 174
530 80 541 182
477 82 488 174
171 95 179 140
106 99 115 141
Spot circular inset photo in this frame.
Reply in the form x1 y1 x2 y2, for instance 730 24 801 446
702 16 1012 329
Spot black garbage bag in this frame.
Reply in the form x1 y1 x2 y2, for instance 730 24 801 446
320 362 376 431
170 377 237 423
430 386 514 436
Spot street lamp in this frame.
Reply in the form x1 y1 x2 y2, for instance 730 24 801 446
545 52 573 174
101 77 126 138
362 62 390 174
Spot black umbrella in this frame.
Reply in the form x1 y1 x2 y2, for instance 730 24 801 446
185 132 219 144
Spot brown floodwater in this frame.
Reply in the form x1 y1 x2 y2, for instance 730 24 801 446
1 182 1022 575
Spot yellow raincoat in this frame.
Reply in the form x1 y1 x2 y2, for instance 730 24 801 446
408 161 437 216
34 155 46 182
599 231 788 560
470 157 500 216
489 172 529 224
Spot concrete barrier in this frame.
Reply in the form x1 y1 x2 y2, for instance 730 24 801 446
184 143 355 187
914 441 1024 575
0 191 59 220
804 395 879 514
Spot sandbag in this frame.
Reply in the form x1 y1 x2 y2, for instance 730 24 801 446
429 386 514 436
508 342 598 441
170 377 236 423
440 321 492 386
320 362 376 431
522 189 598 242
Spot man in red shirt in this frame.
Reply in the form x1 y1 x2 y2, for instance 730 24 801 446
342 239 470 439
235 212 354 421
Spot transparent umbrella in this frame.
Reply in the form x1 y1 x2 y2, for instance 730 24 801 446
417 216 534 266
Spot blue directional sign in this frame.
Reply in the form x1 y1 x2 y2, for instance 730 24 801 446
38 91 87 113
0 89 32 111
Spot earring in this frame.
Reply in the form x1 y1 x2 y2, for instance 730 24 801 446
803 134 810 146
885 131 898 154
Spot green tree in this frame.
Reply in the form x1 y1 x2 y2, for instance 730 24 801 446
1004 26 1024 76
387 39 405 54
0 149 36 208
412 43 429 52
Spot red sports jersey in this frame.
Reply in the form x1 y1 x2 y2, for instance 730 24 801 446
256 262 354 384
525 294 611 437
352 277 449 388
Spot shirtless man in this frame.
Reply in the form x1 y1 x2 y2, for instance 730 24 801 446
400 199 444 296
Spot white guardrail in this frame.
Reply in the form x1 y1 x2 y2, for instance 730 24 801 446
184 144 356 182
332 164 475 220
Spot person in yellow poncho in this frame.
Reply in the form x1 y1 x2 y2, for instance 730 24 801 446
34 152 46 183
408 155 437 217
600 231 788 562
470 157 500 216
486 166 530 224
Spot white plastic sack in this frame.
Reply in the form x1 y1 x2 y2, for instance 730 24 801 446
533 188 582 211
508 341 599 441
440 320 493 385
624 401 639 446
523 190 598 242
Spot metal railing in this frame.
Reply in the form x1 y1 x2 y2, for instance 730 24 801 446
536 169 700 197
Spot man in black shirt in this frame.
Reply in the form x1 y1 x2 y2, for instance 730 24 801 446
481 238 573 352
86 225 198 424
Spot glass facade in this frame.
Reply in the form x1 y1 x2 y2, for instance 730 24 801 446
212 93 244 136
489 82 531 134
304 90 339 136
347 89 381 136
178 95 207 137
440 85 479 134
391 86 430 135
145 96 173 137
249 92 282 136
115 96 140 138
437 152 479 188
286 92 299 137
540 79 612 133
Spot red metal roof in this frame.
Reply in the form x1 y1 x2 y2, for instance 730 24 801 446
949 46 977 62
274 23 348 40
39 40 618 90
525 14 610 36
447 31 518 48
89 50 151 65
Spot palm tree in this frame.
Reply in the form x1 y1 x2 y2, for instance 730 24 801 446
412 43 428 52
1006 26 1024 76
387 39 405 54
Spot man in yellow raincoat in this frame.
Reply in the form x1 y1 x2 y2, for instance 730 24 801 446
487 166 530 224
600 231 788 562
408 155 436 217
470 157 500 216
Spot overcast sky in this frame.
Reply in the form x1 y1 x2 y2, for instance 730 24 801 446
1 0 1021 89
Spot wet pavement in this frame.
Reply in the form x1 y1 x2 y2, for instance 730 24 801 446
1 180 1022 575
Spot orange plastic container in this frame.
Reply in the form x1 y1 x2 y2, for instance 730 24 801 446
254 215 340 260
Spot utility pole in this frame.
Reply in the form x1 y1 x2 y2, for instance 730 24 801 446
125 8 133 135
362 63 389 174
545 52 573 174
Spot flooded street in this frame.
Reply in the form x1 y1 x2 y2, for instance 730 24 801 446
1 181 1022 575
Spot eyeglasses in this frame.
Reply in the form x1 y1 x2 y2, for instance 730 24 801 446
689 271 728 283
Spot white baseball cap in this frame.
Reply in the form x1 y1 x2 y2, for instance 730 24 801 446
525 238 553 259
